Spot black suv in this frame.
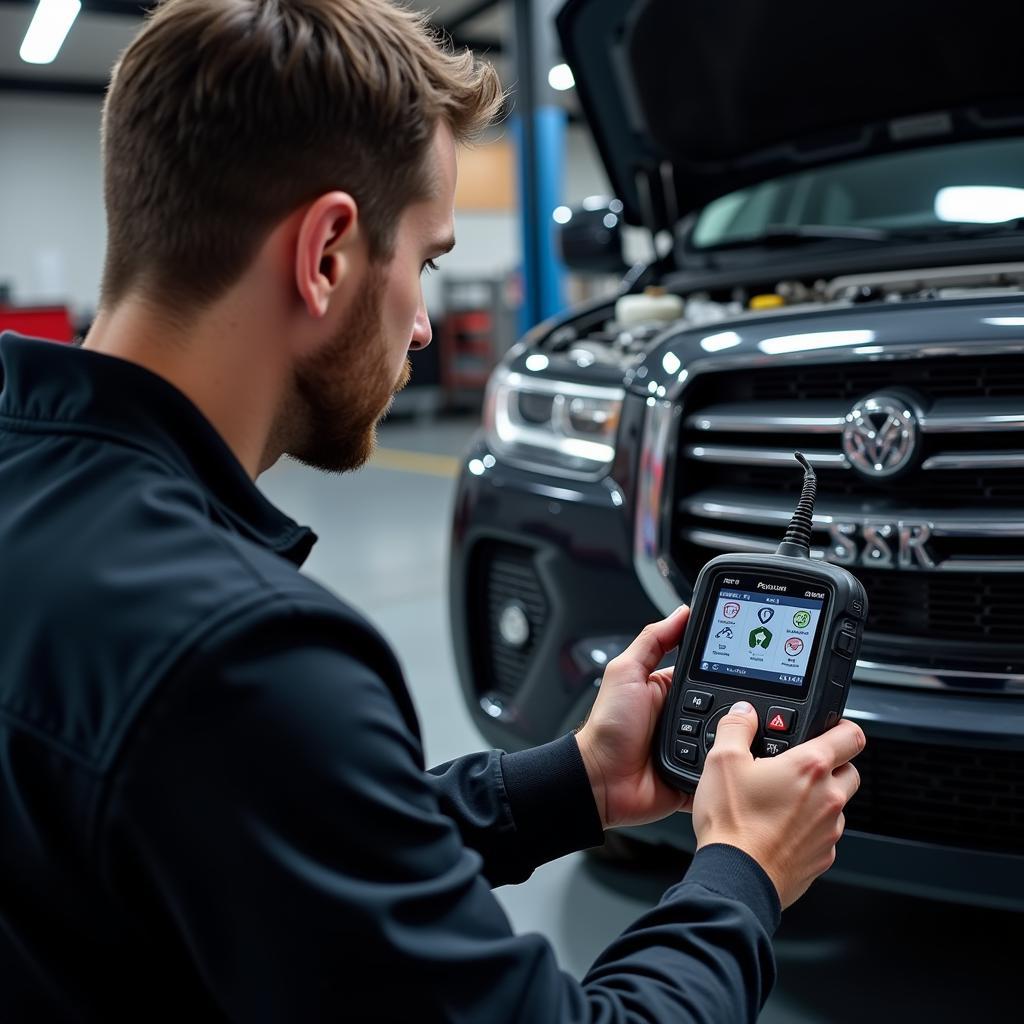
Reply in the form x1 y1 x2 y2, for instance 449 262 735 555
450 0 1024 909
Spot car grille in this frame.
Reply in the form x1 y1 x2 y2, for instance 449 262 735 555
846 736 1024 855
469 541 549 704
670 353 1024 686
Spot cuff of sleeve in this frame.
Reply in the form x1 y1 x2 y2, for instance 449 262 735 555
500 734 604 865
670 844 782 936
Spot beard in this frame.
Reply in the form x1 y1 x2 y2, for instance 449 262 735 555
282 267 411 474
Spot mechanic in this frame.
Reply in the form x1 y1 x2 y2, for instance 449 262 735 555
0 1 864 1020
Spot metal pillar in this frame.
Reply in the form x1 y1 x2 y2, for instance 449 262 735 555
512 0 567 335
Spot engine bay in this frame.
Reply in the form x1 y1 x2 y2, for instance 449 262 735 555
544 262 1024 365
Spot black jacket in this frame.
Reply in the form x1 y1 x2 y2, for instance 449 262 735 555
0 332 780 1022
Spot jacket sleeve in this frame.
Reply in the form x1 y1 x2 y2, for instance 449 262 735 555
426 735 605 887
99 628 780 1024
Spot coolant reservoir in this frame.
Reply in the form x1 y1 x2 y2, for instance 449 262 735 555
615 286 684 326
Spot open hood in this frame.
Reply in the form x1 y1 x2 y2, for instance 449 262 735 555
556 0 1024 232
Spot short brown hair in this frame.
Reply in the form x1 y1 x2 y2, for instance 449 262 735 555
100 0 502 313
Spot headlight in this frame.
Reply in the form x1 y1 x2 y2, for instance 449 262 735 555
483 364 624 479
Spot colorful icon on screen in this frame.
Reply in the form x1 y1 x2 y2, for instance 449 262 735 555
784 637 804 657
723 602 741 618
758 607 775 624
715 626 734 639
748 627 772 649
792 610 811 629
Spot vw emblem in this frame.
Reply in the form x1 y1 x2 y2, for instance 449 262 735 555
842 393 921 478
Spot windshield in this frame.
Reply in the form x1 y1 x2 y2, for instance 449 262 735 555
691 137 1024 249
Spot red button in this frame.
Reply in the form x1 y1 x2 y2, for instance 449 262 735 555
766 706 796 733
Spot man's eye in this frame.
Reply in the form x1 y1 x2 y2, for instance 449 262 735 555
422 259 439 275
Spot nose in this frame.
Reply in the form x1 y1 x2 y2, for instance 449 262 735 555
410 301 432 351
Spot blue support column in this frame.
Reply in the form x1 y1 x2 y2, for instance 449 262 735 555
514 108 567 336
513 0 568 337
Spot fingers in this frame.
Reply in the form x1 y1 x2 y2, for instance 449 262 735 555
647 668 675 687
709 701 759 755
612 606 690 677
806 719 866 771
832 761 861 804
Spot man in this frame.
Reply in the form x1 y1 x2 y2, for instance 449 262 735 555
0 1 864 1020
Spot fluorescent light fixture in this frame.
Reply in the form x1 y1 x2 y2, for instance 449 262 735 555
758 329 875 356
524 353 549 372
935 185 1024 224
548 63 575 91
552 205 572 225
984 317 1024 327
20 0 81 65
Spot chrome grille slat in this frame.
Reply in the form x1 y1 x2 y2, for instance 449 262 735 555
687 403 847 433
684 445 851 469
681 528 828 560
922 451 1024 470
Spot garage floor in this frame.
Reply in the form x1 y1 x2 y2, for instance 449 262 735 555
259 413 1018 1023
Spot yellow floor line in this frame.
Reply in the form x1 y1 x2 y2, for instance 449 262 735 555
370 447 460 478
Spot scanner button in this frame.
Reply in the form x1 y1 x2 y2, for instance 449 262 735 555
761 738 790 757
848 599 865 619
766 706 796 734
678 718 701 737
703 706 736 751
683 690 714 714
835 631 857 655
675 741 699 765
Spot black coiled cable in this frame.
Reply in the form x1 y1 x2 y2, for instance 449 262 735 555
776 453 817 558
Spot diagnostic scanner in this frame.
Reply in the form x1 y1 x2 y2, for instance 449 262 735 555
656 454 868 793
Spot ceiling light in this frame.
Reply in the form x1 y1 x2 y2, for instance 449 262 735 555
20 0 81 65
548 64 575 92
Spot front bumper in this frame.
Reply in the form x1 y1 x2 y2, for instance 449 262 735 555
450 437 1024 910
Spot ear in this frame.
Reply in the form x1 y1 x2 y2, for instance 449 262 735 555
294 191 361 318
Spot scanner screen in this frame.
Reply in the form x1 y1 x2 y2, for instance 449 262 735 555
697 583 825 688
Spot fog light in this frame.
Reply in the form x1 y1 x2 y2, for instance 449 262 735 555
498 602 531 649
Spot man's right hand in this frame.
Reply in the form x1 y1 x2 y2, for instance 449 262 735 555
691 702 865 909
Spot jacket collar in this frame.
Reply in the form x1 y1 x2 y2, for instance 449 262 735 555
0 332 317 566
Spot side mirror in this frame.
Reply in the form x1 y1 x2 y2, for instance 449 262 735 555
555 198 628 275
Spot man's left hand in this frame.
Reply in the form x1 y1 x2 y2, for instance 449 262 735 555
575 606 694 830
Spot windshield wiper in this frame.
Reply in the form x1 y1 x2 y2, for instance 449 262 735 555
701 224 902 252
